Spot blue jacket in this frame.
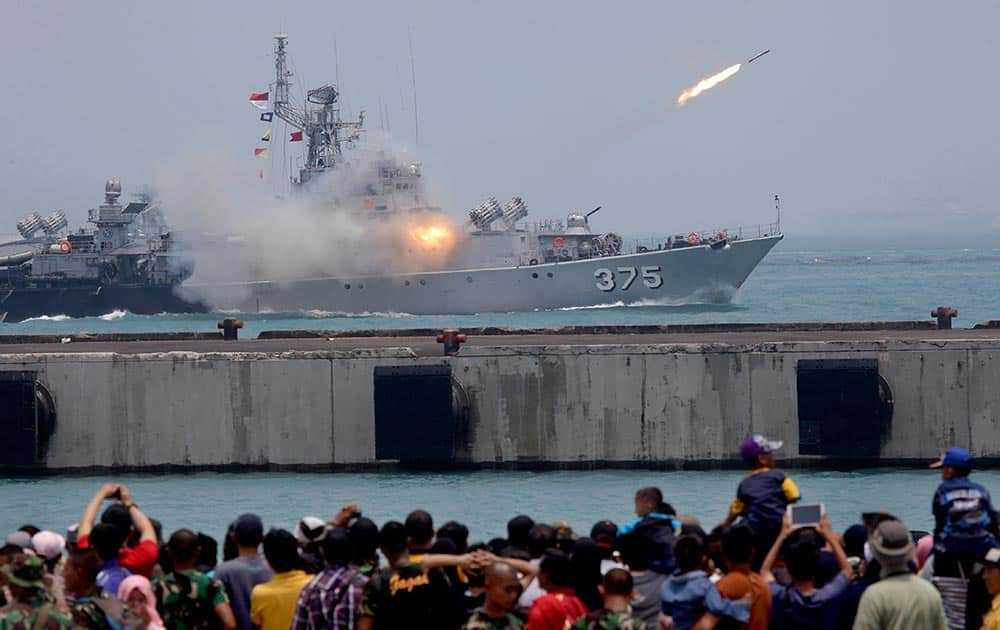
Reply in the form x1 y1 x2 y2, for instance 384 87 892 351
732 468 800 534
933 476 999 552
660 570 750 630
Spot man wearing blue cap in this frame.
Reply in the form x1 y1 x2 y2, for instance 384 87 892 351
930 447 998 551
929 446 999 630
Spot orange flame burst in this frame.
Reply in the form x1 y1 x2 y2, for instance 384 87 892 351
410 224 452 248
676 63 741 107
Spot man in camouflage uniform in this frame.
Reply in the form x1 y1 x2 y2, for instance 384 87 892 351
64 547 143 630
570 569 646 630
0 554 73 630
154 529 236 630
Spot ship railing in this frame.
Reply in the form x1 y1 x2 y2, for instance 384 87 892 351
624 222 782 255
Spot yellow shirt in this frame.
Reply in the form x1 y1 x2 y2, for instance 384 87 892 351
250 569 313 630
983 594 1000 630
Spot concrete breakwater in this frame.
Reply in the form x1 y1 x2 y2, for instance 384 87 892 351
0 323 998 472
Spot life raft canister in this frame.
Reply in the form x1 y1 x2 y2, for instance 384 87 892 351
553 236 566 249
59 240 71 253
686 232 700 246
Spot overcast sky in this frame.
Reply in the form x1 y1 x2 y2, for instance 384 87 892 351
3 0 998 237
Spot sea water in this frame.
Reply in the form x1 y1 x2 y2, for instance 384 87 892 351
0 469 993 544
0 234 998 537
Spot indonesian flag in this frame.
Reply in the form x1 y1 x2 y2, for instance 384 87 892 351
289 130 303 142
249 92 269 109
254 148 268 158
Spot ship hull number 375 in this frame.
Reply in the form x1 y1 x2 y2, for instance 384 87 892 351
594 266 663 291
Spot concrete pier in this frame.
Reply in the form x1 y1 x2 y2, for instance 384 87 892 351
0 323 998 472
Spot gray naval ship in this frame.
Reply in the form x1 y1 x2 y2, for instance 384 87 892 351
0 180 206 322
198 34 782 316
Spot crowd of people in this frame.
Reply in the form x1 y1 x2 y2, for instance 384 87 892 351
2 435 999 630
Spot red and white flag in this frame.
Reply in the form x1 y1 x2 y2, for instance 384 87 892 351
289 130 303 142
249 92 269 109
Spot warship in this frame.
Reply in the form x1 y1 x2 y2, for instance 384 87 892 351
0 180 207 322
194 35 783 315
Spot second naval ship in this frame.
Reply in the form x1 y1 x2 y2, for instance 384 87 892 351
194 35 783 315
0 180 206 322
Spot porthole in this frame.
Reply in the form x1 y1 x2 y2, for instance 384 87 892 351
404 280 411 286
531 272 539 279
546 272 553 278
344 283 350 289
419 279 426 286
466 276 473 283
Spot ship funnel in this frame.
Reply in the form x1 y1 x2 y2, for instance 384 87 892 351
16 212 43 239
468 197 504 231
502 197 528 229
42 210 68 235
105 178 122 203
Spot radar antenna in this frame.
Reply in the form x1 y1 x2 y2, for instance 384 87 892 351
271 34 365 187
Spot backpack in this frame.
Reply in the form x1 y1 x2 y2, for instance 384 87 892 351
633 516 677 574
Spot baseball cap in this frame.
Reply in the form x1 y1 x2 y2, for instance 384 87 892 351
740 434 783 462
590 520 618 548
31 531 66 561
4 531 35 551
930 447 972 469
294 517 327 544
0 554 46 589
869 520 914 562
984 548 1000 565
233 514 264 542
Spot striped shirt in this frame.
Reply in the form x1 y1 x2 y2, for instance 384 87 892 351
291 565 367 630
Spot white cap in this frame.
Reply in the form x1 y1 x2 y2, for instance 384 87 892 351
31 531 66 561
294 517 327 544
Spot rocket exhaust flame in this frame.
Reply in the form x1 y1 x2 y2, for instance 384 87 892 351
676 63 741 107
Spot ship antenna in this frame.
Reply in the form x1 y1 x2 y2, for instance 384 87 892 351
408 27 420 145
270 34 365 188
774 194 781 232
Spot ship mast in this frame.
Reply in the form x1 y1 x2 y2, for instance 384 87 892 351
271 34 365 187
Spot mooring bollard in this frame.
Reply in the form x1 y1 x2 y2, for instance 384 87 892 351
436 328 467 355
931 306 958 330
218 317 244 340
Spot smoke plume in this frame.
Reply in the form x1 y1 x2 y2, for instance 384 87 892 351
154 137 459 310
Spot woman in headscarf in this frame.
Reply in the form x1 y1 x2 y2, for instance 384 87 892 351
118 574 165 630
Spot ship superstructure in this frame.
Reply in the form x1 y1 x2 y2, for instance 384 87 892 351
0 179 207 321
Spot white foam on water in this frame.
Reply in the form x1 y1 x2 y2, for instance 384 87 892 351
98 310 127 321
553 301 626 311
20 314 71 323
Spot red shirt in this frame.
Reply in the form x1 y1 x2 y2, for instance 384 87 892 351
77 533 159 578
526 587 588 630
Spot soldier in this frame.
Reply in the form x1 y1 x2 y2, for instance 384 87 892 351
154 530 236 630
0 554 73 630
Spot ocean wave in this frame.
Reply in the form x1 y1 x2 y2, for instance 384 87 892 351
98 310 127 321
20 314 71 322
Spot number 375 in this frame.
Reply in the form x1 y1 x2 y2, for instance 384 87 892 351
594 266 662 291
